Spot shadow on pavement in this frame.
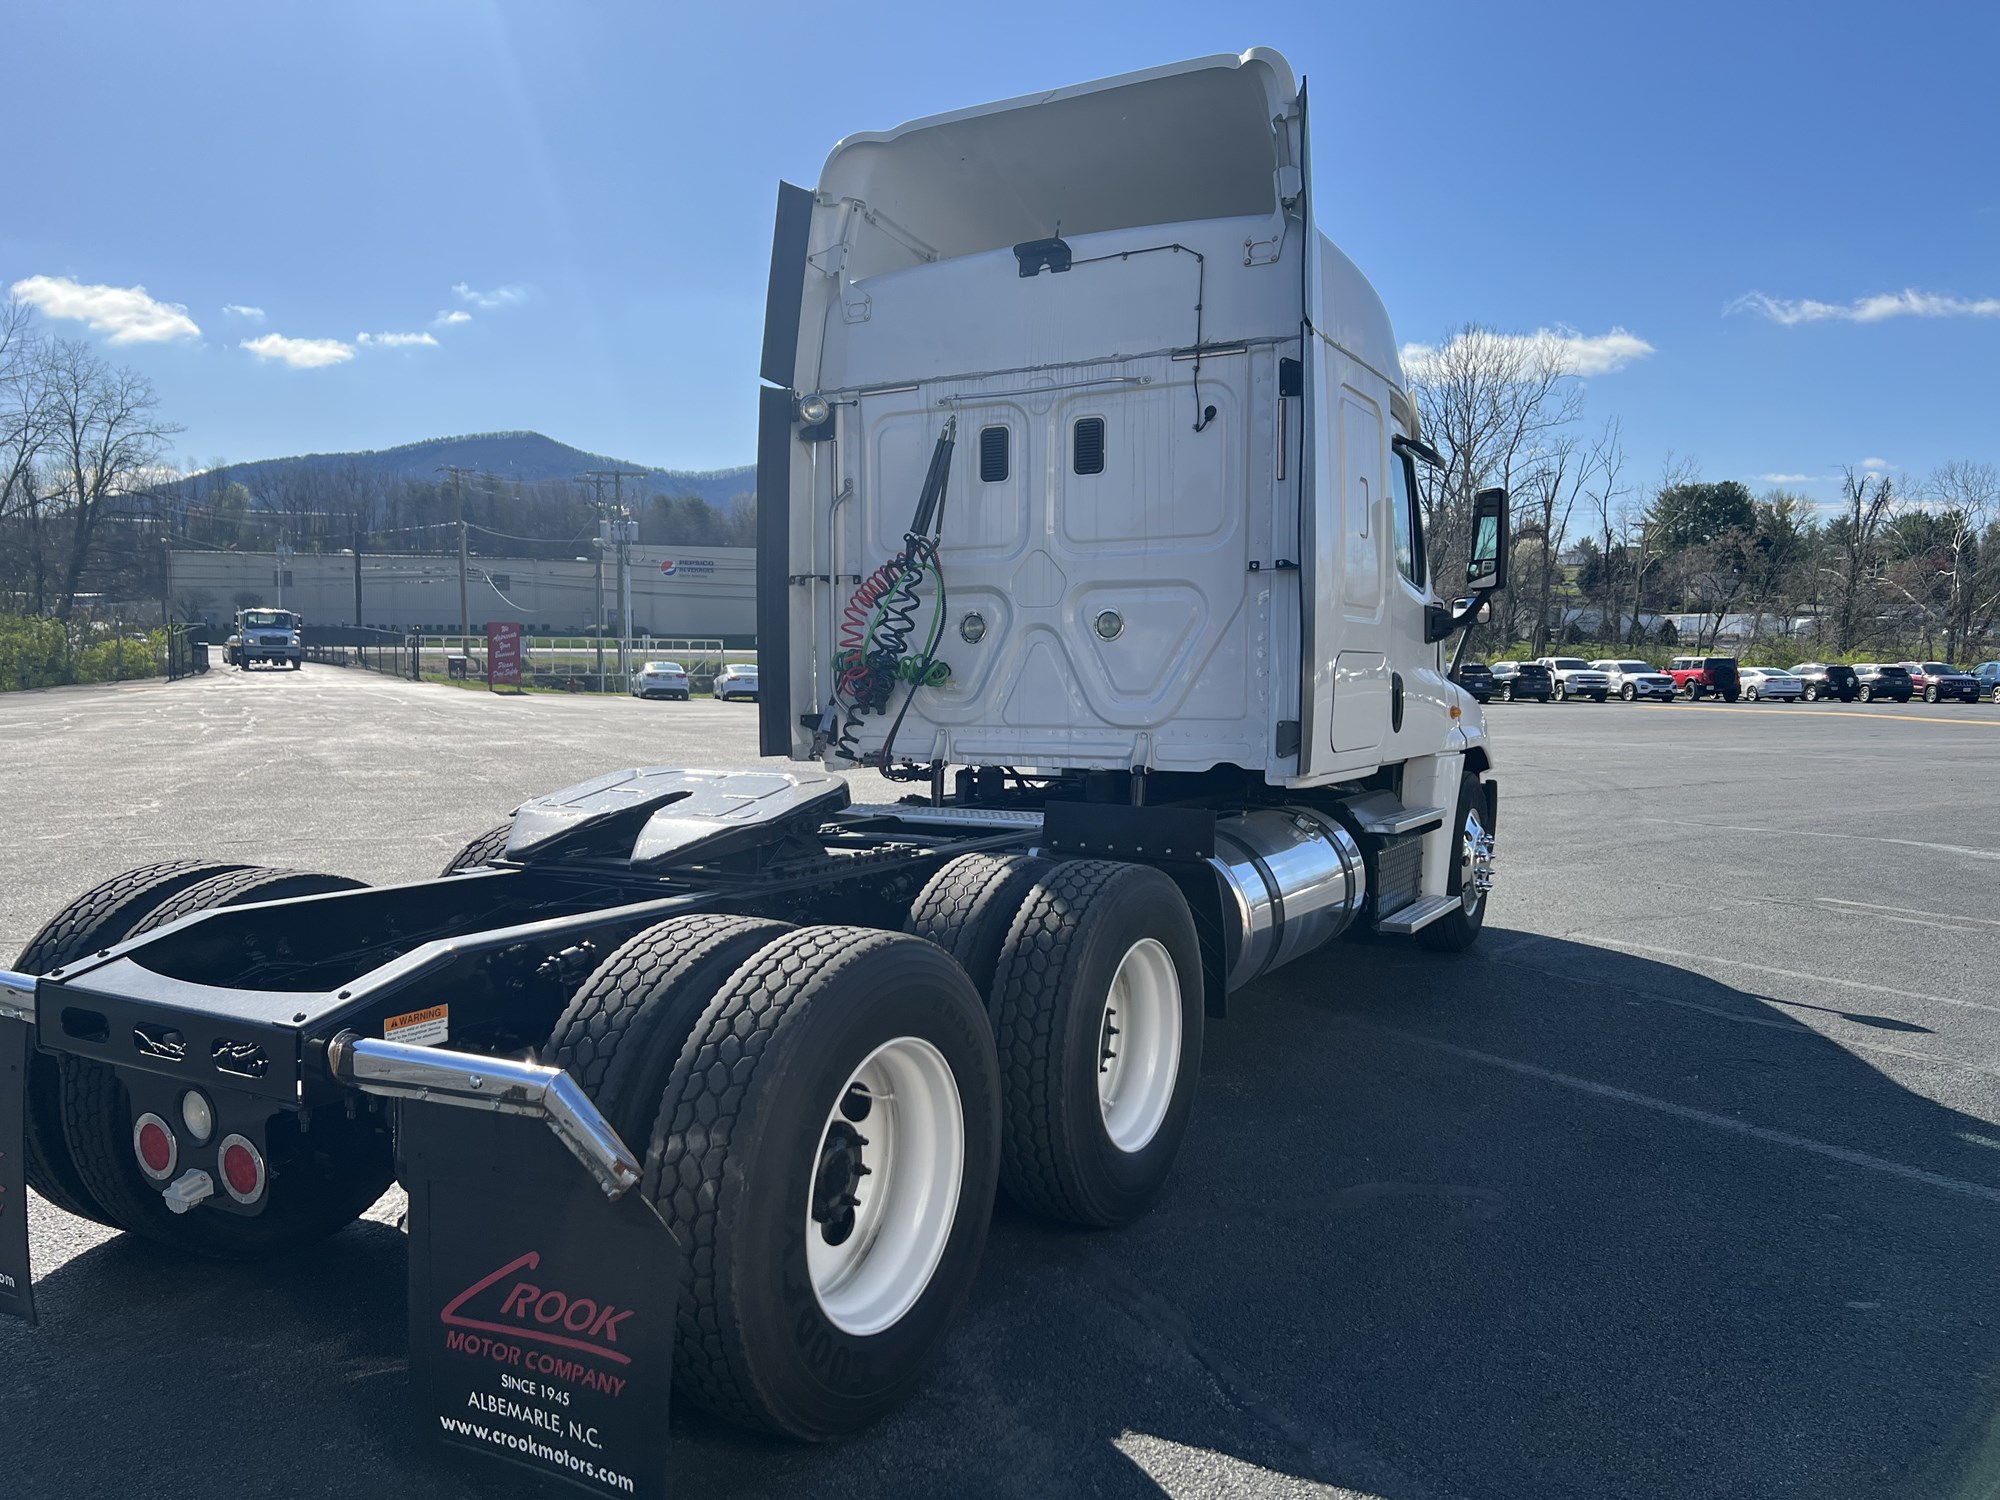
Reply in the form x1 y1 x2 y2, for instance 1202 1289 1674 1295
9 931 1999 1499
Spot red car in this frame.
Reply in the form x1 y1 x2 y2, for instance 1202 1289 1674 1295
1667 654 1741 702
1899 661 1981 703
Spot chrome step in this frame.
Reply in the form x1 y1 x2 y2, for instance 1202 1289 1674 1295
1374 894 1461 935
1341 791 1445 837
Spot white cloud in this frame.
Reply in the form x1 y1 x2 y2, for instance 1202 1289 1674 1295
357 331 438 348
1859 456 1894 472
221 303 265 322
434 309 472 327
1757 473 1817 484
452 281 526 309
1399 325 1654 381
9 274 200 342
1727 289 2000 325
240 332 354 368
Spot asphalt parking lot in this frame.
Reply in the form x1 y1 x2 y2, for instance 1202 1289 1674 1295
5 666 1999 1499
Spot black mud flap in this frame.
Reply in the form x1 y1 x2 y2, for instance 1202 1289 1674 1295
0 1020 34 1324
404 1103 679 1498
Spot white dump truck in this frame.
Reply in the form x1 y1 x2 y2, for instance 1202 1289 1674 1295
1 49 1505 1496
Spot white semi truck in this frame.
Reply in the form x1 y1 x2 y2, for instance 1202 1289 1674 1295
0 49 1506 1493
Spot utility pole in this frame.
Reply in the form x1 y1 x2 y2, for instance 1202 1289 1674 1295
352 518 364 628
439 466 476 661
580 469 646 689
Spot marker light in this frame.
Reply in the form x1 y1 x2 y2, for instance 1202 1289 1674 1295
798 393 832 427
133 1114 177 1181
180 1091 214 1144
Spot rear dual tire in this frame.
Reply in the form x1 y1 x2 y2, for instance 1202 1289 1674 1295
548 916 1001 1441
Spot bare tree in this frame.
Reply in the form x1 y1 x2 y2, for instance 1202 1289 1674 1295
38 338 180 620
1408 324 1582 606
1825 467 1897 652
1920 461 1997 661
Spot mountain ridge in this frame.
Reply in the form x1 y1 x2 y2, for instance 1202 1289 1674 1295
185 431 755 507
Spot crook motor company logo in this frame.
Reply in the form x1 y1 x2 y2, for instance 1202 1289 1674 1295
442 1250 637 1370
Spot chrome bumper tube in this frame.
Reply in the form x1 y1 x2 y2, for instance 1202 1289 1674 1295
0 967 33 1025
328 1033 641 1200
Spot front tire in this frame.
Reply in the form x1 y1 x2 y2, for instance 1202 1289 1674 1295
989 861 1204 1228
1925 685 1940 703
1418 769 1495 954
646 928 1001 1440
1621 683 1636 701
1500 683 1515 702
1860 685 1874 702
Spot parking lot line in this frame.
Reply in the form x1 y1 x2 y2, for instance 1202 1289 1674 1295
1640 817 2000 863
1351 1019 2000 1207
1579 938 2000 1014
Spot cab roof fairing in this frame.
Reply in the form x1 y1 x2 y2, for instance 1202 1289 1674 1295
810 49 1298 277
796 47 1410 422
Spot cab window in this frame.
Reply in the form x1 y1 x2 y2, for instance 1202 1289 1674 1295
1390 448 1425 588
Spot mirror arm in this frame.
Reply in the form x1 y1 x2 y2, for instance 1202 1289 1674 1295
1425 585 1495 646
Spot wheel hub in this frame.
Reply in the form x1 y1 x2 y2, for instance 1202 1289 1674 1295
1460 807 1496 913
810 1117 871 1246
804 1036 965 1337
1095 938 1182 1154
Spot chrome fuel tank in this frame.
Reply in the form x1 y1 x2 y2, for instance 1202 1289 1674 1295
1210 806 1366 990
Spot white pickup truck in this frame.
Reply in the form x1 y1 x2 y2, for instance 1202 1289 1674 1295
1536 656 1611 702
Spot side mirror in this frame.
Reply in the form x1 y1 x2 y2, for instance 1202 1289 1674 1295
1465 487 1509 592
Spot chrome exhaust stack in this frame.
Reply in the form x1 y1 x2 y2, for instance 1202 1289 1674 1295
1209 808 1367 991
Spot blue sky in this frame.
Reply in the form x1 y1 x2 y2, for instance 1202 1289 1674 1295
6 0 1995 506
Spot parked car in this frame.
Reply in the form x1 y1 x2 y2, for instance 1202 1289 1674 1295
1488 660 1553 702
631 660 690 700
1667 655 1741 701
714 663 760 702
1590 659 1676 702
1535 656 1612 702
1852 663 1914 703
1452 662 1495 703
1739 667 1805 702
1788 663 1859 703
1974 661 2000 704
1899 661 1981 704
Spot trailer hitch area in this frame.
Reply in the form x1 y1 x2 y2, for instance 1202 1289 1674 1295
326 1032 641 1199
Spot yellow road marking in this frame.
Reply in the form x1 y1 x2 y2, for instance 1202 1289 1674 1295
1635 704 2000 728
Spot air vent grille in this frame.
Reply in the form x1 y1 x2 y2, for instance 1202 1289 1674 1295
1073 417 1105 475
979 425 1009 483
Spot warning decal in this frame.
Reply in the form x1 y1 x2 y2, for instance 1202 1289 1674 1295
385 1004 450 1047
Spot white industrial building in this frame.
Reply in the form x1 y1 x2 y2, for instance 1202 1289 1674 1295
170 546 756 640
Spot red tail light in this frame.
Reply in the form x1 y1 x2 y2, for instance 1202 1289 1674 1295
217 1134 266 1203
133 1113 177 1181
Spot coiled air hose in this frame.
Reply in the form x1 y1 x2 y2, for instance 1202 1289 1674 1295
826 418 957 766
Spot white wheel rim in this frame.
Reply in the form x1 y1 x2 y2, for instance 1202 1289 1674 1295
805 1036 964 1337
1096 938 1182 1154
